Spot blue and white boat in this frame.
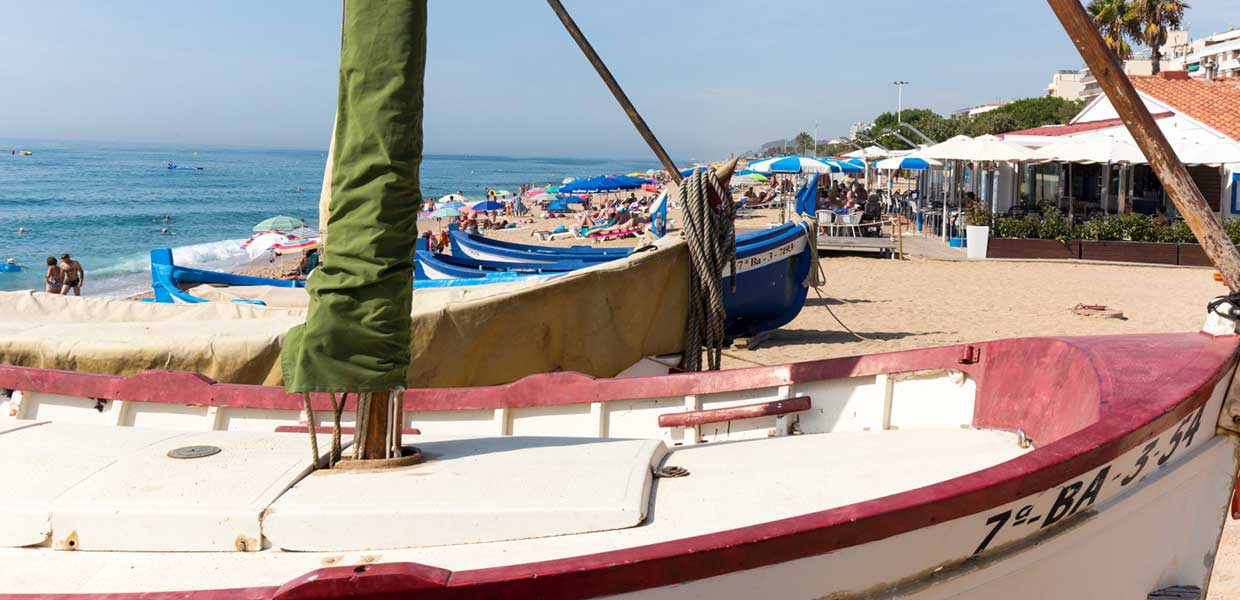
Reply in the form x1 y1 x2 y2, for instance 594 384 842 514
149 248 547 304
150 218 813 338
428 221 814 339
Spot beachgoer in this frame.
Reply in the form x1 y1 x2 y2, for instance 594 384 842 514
43 257 62 293
4 258 22 270
58 254 84 296
17 227 25 235
437 230 450 251
1154 206 1170 225
161 227 173 235
162 215 172 222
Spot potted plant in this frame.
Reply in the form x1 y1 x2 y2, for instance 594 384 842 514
964 205 991 259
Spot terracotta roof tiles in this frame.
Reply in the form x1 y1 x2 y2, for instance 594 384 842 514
1129 73 1240 142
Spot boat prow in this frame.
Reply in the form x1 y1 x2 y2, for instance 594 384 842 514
0 332 1237 597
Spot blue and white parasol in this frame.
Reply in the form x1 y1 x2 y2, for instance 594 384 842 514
748 155 838 174
873 155 943 170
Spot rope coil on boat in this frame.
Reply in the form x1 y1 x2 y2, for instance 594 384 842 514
654 465 690 478
677 169 737 372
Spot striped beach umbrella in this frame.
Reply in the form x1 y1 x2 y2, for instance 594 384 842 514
874 155 943 170
748 155 838 174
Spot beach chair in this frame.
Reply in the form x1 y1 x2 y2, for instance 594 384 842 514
835 211 863 237
816 210 836 236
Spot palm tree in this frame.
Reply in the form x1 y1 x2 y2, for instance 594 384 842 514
1128 0 1190 74
1086 0 1136 60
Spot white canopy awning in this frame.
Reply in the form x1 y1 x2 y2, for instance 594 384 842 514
1031 129 1240 166
921 134 1040 162
1032 135 1146 165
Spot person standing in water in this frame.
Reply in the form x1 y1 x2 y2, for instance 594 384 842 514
58 254 84 296
43 257 62 293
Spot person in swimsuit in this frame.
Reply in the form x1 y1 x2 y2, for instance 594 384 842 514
58 253 84 296
43 257 62 293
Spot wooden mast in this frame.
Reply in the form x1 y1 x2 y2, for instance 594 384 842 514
546 0 683 184
1047 0 1240 292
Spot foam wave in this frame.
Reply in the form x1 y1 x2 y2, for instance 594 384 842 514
89 238 247 279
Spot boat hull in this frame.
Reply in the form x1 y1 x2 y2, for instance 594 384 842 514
428 223 813 338
153 221 813 339
0 333 1237 598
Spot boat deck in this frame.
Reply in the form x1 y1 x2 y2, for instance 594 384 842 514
0 425 1029 593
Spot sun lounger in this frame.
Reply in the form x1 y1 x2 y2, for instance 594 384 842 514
590 228 641 242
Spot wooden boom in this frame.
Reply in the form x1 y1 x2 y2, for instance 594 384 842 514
546 0 683 184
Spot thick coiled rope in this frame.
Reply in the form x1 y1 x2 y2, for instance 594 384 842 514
678 169 737 372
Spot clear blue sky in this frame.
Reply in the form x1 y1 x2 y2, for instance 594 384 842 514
1 1 1235 160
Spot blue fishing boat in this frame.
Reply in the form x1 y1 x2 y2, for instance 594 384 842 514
150 218 813 339
149 248 546 304
448 219 791 265
427 221 813 339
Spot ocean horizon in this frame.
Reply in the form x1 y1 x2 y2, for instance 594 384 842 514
0 139 661 298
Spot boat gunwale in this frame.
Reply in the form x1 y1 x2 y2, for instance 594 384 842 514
0 332 1235 599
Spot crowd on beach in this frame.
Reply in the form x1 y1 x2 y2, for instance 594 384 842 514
417 181 667 253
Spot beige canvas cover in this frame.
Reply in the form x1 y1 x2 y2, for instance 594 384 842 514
0 239 689 388
0 291 303 386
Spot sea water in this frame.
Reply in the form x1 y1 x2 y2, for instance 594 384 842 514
0 139 658 298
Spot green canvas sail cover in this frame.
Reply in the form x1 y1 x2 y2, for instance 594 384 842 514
281 0 426 393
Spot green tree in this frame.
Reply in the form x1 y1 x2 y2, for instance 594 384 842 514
1087 0 1136 59
793 132 815 154
1128 0 1189 74
863 108 960 150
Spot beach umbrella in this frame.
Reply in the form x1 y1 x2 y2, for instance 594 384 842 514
818 157 864 174
530 192 557 202
564 195 589 205
289 226 321 239
430 206 464 218
439 201 466 209
562 177 576 184
547 200 570 212
561 176 636 193
874 155 944 170
748 155 838 174
468 200 504 212
732 173 768 185
679 167 710 177
437 193 469 204
251 215 306 232
493 190 512 198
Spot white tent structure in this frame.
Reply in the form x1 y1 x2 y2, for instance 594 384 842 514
921 134 1040 163
843 146 893 160
1032 135 1146 165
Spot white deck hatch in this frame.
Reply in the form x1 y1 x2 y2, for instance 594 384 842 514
0 422 333 552
264 436 667 551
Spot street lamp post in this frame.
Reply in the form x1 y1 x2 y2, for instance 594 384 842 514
893 80 909 124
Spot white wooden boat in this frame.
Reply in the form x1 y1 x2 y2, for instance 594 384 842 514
1 330 1238 598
